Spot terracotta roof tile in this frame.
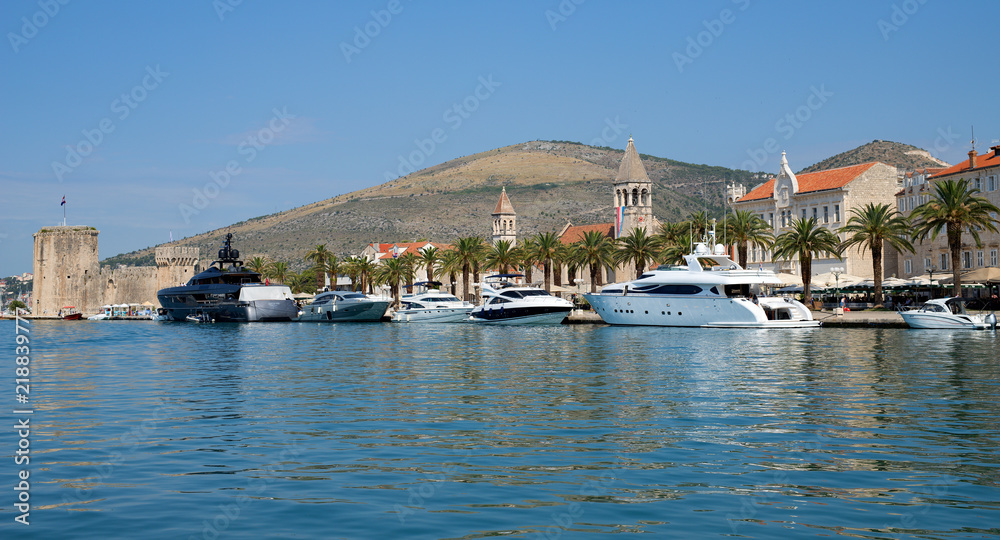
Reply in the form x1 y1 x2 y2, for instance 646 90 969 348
493 187 515 215
930 149 1000 179
559 223 614 244
738 162 882 202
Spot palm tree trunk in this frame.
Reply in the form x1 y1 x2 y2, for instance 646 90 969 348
948 224 962 297
589 263 599 293
872 243 883 305
802 256 813 305
543 260 551 292
462 264 471 302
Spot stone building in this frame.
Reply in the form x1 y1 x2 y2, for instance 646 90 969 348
895 145 1000 278
491 186 517 246
732 153 899 279
32 225 199 316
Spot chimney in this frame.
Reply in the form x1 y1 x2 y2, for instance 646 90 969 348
992 145 1000 158
968 150 977 169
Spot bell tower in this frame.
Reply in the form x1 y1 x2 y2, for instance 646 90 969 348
613 137 653 238
491 186 517 246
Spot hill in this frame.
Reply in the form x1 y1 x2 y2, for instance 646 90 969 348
102 141 757 271
798 139 950 174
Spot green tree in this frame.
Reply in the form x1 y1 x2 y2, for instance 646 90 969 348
247 256 269 275
838 203 914 305
304 244 332 292
772 217 842 305
374 257 415 306
440 249 462 297
515 237 538 284
573 230 616 293
268 261 289 284
419 246 440 283
724 209 774 269
398 252 419 292
344 256 377 294
532 232 561 292
454 236 485 301
654 221 691 265
911 178 1000 296
7 300 27 313
615 227 662 279
485 239 517 274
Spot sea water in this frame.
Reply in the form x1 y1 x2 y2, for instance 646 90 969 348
2 319 999 538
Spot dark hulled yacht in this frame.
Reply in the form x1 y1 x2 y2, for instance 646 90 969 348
156 234 298 322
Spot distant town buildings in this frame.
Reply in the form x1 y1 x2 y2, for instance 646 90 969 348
733 152 899 279
895 145 1000 278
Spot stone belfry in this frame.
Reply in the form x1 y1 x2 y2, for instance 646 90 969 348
613 136 653 238
491 186 517 246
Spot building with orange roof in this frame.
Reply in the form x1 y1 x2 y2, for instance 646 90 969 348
895 145 1000 279
733 152 899 280
491 186 517 246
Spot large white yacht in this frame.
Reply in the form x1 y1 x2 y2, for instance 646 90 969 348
391 282 473 323
584 243 819 328
470 274 574 325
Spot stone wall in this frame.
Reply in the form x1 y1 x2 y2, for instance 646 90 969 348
32 226 199 316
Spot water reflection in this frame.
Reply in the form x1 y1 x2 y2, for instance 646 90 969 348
6 319 1000 539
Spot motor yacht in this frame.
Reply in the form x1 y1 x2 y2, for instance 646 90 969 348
297 290 391 322
469 274 574 325
391 282 473 323
584 243 819 328
156 234 298 322
899 297 997 329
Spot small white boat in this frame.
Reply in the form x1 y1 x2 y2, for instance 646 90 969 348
899 297 996 330
470 274 573 325
392 282 473 323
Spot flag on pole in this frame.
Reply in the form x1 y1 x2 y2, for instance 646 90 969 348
61 196 66 206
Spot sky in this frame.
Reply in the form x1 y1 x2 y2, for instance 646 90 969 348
1 0 997 277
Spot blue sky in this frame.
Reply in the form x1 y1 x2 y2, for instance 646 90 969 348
1 0 996 277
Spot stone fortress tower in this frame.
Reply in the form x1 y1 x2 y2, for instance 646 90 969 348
491 186 517 246
32 225 199 316
613 137 653 238
32 226 100 316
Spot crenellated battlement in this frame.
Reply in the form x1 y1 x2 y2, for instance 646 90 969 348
155 246 200 267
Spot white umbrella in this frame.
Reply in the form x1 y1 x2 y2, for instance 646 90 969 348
773 272 802 286
813 271 864 288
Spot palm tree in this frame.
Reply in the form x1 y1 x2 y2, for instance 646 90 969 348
268 261 289 284
440 249 462 296
654 221 690 265
911 178 1000 296
532 232 561 292
398 252 419 292
515 237 538 284
725 209 774 269
772 217 842 305
247 256 269 275
348 257 377 294
304 244 332 291
419 246 440 282
374 257 415 306
839 203 914 305
573 230 616 293
454 236 485 301
687 211 709 242
615 227 662 279
485 239 517 274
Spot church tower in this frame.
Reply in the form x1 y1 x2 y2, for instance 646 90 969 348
613 137 653 238
491 186 517 245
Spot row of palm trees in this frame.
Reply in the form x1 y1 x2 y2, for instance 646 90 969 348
258 178 997 308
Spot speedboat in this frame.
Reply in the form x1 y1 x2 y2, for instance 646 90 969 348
899 297 996 329
584 242 820 328
297 290 391 322
391 282 473 323
156 233 298 322
469 274 573 325
62 306 83 320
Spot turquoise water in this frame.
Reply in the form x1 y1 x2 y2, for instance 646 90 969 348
3 319 1000 538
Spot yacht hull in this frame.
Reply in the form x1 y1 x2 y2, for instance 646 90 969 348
900 312 986 329
157 297 299 322
297 300 390 322
585 294 819 328
392 308 472 323
469 306 571 325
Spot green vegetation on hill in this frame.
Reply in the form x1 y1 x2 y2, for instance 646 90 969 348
799 139 949 174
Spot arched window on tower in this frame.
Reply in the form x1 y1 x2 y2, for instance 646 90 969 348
615 189 622 207
632 188 639 206
641 189 648 206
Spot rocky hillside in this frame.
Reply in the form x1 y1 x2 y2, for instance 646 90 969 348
798 140 950 174
103 141 756 271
